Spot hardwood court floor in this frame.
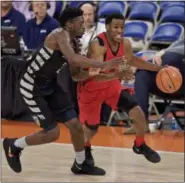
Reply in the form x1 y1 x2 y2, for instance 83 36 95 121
1 119 184 182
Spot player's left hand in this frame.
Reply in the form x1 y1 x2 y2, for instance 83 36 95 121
158 65 169 72
153 50 165 66
153 55 162 66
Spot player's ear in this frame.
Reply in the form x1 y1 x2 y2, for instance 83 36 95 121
105 24 109 31
66 21 73 30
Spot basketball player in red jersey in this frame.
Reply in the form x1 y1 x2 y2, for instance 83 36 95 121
71 14 164 169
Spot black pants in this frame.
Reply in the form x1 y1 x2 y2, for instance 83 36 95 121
134 52 185 118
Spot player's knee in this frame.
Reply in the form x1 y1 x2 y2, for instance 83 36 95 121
65 118 83 133
84 121 99 133
43 125 60 142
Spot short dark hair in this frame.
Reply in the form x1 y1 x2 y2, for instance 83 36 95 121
105 14 125 25
59 7 83 27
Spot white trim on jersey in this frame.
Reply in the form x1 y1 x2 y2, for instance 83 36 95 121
20 79 33 91
24 73 34 84
23 97 36 106
19 46 54 122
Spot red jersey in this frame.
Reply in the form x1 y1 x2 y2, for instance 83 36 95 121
82 32 124 91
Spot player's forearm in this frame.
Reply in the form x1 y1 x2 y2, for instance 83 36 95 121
71 71 90 82
71 54 105 68
131 56 162 72
72 71 118 82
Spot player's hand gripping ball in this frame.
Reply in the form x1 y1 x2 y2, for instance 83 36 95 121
156 66 182 93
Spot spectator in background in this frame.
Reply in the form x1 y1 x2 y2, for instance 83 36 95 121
53 1 65 21
79 2 105 56
23 1 59 50
13 0 56 21
1 1 26 36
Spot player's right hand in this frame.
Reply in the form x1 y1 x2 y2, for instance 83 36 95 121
89 68 101 76
101 57 124 70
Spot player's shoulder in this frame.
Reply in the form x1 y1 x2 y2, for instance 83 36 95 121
52 28 65 35
91 37 100 44
45 28 67 46
89 37 100 47
91 35 106 47
90 37 106 52
50 28 69 41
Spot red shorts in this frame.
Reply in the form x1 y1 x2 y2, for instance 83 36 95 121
77 80 131 126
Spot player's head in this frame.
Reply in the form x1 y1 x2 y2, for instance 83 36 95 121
59 8 85 37
105 14 125 43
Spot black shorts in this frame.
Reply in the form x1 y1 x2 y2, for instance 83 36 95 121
19 82 77 131
117 90 138 113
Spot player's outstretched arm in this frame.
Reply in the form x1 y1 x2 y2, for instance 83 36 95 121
123 39 163 72
56 31 123 69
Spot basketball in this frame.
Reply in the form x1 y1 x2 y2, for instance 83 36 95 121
156 66 182 93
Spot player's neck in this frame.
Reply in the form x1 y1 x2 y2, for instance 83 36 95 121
105 32 119 47
1 6 12 17
65 27 76 40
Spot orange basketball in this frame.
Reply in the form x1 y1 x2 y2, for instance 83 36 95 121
156 66 182 93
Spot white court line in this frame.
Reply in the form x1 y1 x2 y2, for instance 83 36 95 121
1 139 184 155
52 142 184 155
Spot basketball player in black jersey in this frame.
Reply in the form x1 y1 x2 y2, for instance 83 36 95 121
3 8 124 176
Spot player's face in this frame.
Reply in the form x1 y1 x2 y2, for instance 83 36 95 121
106 19 124 43
73 16 85 37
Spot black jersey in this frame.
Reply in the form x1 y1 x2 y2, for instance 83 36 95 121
19 45 69 98
28 45 66 82
18 45 77 127
20 45 68 94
